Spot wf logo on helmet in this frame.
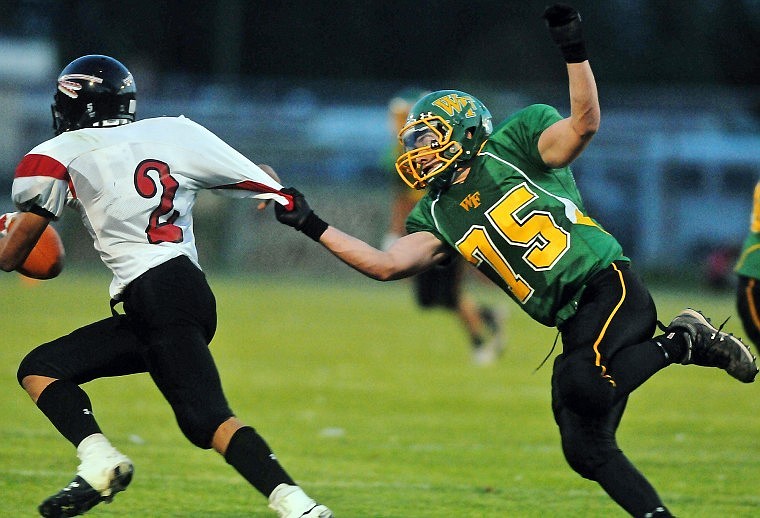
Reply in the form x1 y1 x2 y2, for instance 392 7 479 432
57 74 103 99
432 93 477 118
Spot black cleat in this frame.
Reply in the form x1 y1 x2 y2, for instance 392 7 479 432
667 308 758 383
38 462 133 517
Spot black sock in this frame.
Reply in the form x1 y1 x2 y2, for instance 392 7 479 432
653 331 688 363
35 380 101 446
224 426 296 496
608 340 674 399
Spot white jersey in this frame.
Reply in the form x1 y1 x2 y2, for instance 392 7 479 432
12 116 290 298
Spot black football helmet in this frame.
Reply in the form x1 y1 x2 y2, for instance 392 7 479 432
52 54 137 135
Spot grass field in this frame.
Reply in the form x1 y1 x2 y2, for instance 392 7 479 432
1 269 759 517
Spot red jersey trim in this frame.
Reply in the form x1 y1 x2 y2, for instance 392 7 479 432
15 154 69 181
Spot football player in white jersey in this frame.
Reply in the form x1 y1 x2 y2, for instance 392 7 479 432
0 55 332 518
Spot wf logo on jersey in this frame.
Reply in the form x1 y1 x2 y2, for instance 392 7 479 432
460 192 481 211
432 93 477 118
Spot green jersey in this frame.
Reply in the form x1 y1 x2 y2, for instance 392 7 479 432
735 180 760 279
406 104 627 327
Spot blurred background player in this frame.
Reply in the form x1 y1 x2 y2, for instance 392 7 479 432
381 88 507 366
0 54 331 518
735 179 760 352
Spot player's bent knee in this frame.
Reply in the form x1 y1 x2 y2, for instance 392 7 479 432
177 419 217 449
562 441 602 480
560 428 619 480
17 349 49 386
555 355 615 417
175 409 231 449
557 413 621 480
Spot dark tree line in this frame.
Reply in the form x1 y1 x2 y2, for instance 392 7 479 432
5 0 759 86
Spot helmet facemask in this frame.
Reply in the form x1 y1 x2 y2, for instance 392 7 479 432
394 90 492 190
395 115 463 190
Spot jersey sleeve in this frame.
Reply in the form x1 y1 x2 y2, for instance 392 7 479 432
490 104 563 168
405 195 444 240
177 118 290 206
12 153 71 219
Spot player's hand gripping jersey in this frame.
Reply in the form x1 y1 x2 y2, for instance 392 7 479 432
406 104 626 327
12 116 290 298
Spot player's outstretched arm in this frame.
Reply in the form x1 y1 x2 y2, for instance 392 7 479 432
321 226 447 281
537 4 600 168
275 187 447 280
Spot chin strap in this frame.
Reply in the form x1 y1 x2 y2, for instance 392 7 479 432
427 166 460 190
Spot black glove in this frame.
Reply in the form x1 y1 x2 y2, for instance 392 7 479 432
542 4 587 63
275 187 329 242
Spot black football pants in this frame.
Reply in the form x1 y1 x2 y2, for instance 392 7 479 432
551 261 672 517
18 255 233 449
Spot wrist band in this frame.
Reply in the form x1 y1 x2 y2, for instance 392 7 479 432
561 41 587 63
299 211 329 242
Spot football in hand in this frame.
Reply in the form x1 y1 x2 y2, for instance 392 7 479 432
0 213 65 280
20 224 65 279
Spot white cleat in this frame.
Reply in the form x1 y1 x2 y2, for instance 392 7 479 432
269 484 334 518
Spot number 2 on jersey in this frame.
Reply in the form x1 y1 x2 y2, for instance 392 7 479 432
133 159 183 244
456 183 569 303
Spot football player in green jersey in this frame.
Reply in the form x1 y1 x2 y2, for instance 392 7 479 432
735 180 760 351
275 4 758 517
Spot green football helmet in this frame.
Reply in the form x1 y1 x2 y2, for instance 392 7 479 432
395 90 492 190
